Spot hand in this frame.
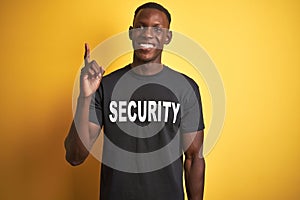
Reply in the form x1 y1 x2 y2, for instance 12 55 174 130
79 43 105 98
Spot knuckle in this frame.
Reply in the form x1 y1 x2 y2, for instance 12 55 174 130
88 68 94 74
81 67 88 73
91 60 99 67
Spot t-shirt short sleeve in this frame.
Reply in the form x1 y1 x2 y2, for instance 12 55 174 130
180 81 205 134
89 85 103 126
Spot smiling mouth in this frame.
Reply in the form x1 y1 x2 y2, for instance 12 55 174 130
138 43 155 49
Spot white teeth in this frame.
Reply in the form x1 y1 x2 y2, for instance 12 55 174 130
139 43 154 48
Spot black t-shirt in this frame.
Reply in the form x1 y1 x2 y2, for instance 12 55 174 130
89 64 204 200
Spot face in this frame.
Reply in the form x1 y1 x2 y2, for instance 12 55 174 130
130 8 172 64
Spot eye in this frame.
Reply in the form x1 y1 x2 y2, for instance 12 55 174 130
138 25 145 30
153 27 162 33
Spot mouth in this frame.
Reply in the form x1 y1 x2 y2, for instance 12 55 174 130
137 42 155 50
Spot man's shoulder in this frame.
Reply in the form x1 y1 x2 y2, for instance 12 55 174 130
164 65 199 89
102 64 131 81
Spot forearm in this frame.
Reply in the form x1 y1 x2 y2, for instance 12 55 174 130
184 156 205 200
64 96 93 165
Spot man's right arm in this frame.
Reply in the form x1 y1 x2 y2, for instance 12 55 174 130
64 43 104 166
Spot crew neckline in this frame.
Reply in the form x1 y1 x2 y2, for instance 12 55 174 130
127 64 168 80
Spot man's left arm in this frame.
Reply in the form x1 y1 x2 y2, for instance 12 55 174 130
183 130 205 200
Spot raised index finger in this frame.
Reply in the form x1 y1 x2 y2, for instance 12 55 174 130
84 43 90 66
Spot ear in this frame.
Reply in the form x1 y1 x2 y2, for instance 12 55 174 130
129 26 133 40
164 30 172 45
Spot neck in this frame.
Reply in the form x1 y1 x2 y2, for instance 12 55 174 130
131 56 163 76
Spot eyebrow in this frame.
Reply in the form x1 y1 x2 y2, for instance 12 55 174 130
134 21 164 27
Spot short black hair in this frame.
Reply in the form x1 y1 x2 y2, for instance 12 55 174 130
134 2 171 25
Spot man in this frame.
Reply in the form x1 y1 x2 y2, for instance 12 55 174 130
65 2 205 200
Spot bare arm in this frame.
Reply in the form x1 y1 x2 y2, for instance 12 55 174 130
183 130 205 200
64 43 105 166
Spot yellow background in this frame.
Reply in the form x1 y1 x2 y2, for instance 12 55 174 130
0 0 299 199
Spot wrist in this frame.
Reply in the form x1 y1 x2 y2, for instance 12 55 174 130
78 94 92 101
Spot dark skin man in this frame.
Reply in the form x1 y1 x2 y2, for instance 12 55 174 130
65 7 205 200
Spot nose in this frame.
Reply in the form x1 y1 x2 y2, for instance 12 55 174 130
142 27 154 38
